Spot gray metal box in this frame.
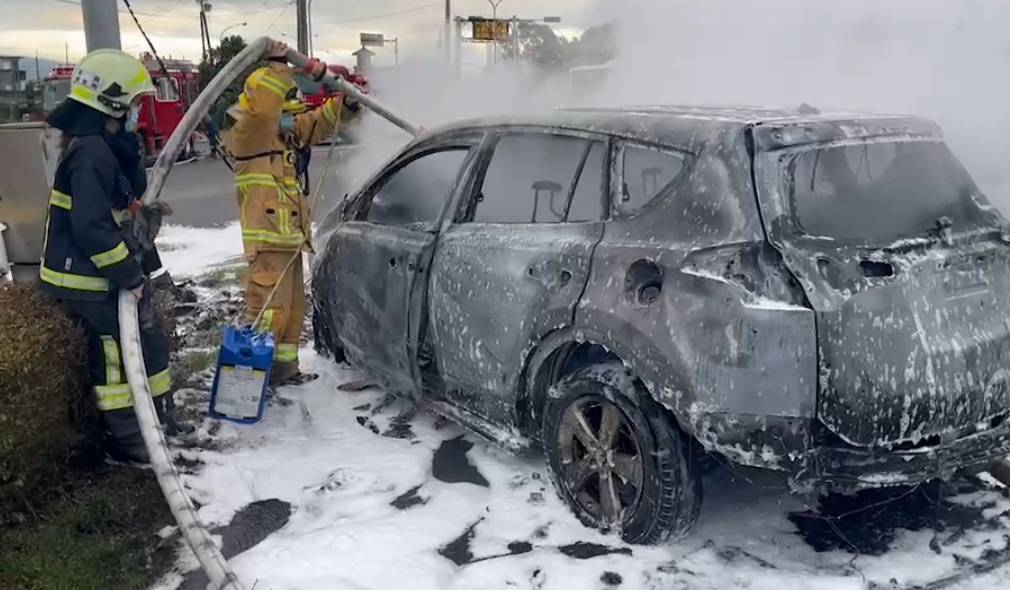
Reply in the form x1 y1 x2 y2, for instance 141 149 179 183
0 122 61 281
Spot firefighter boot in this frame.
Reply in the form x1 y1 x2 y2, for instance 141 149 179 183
103 408 149 464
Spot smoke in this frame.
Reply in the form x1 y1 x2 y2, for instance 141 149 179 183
339 0 1010 210
590 0 1010 205
335 53 576 195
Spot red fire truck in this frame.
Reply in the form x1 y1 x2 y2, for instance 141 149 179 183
38 54 199 162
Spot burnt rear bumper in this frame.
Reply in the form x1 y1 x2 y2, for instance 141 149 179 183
796 423 1010 492
697 413 1010 493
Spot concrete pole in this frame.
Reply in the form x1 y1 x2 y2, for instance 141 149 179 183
296 0 310 55
444 0 452 63
453 18 463 77
81 0 122 52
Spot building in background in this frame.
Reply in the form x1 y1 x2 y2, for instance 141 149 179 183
353 47 375 73
0 56 26 92
0 56 27 122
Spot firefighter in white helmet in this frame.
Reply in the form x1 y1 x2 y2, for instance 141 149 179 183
224 40 358 385
41 49 178 463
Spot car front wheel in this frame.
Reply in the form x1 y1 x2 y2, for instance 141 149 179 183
542 362 702 544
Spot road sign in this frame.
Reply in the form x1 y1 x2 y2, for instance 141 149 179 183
360 32 385 47
471 18 510 42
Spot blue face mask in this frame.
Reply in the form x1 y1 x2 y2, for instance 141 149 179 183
125 105 141 133
280 113 295 133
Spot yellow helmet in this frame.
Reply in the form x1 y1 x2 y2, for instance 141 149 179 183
238 67 297 112
68 49 155 117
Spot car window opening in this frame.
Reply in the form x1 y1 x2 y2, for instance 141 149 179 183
366 148 470 227
620 146 687 215
788 140 992 244
474 134 606 224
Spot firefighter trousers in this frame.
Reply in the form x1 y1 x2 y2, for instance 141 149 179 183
245 250 305 381
62 281 171 460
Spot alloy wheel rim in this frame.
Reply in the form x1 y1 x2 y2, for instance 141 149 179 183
557 396 644 527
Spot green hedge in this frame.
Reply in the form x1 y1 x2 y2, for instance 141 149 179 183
0 284 89 520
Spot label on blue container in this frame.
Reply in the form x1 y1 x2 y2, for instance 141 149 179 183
213 364 267 419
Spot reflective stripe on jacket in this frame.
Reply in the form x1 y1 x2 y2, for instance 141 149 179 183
93 335 171 411
224 63 353 259
39 135 144 302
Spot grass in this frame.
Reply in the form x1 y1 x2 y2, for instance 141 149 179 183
0 467 176 590
175 348 218 383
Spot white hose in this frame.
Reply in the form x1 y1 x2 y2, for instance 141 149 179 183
118 291 243 590
121 37 423 589
145 37 420 205
283 49 422 138
0 222 12 283
144 37 269 205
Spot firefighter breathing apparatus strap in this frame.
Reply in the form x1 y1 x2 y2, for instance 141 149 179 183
232 149 285 162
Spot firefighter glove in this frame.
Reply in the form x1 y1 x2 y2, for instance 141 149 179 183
302 58 328 82
139 201 174 245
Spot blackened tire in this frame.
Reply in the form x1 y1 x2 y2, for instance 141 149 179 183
542 361 702 544
311 304 346 364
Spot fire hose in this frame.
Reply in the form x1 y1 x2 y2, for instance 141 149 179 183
119 37 421 590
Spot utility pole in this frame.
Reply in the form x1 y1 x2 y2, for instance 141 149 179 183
307 0 314 55
444 0 452 63
197 1 213 61
81 0 122 51
453 17 463 77
487 0 504 64
296 0 310 56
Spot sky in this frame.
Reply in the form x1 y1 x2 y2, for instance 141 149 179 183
5 0 1009 202
0 0 595 67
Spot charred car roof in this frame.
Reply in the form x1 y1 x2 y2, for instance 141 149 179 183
425 105 943 153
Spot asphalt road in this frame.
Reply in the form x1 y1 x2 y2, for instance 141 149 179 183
159 145 366 228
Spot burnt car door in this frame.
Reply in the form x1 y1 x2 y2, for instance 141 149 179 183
752 123 1010 448
427 128 609 428
320 136 481 394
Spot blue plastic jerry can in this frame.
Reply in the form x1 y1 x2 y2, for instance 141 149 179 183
209 326 275 424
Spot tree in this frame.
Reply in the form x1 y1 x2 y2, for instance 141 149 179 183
197 35 259 128
503 23 570 71
502 22 616 73
565 23 615 68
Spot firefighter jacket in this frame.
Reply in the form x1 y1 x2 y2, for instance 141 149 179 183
223 62 356 260
40 134 149 302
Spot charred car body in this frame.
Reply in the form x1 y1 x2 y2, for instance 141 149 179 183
312 106 1010 543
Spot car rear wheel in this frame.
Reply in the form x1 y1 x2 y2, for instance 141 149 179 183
542 362 702 544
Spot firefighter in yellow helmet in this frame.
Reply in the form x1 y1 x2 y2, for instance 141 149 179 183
42 49 178 462
224 40 358 385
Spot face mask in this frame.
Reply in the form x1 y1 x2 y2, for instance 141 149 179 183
124 105 141 133
280 113 295 133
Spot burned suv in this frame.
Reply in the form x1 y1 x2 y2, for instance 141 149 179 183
313 106 1010 543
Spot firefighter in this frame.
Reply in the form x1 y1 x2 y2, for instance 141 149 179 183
224 40 358 385
41 49 176 463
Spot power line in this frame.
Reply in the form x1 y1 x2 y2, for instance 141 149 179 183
48 0 194 20
120 0 168 74
331 2 441 25
266 1 295 32
138 0 190 19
